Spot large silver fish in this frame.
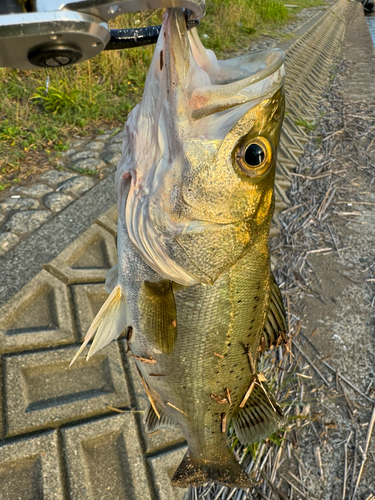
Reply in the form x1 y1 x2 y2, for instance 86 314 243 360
72 8 287 488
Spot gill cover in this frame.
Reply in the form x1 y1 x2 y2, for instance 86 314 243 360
117 9 285 285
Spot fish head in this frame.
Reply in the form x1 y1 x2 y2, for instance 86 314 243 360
118 9 285 286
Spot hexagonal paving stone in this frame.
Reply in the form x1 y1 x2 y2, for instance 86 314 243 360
148 446 189 500
94 204 118 236
0 269 75 354
45 225 117 284
4 343 130 437
71 283 110 341
63 414 152 500
0 431 64 500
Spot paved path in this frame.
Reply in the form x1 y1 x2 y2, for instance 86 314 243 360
0 1 372 499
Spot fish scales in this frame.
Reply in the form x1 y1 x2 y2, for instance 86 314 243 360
71 7 287 489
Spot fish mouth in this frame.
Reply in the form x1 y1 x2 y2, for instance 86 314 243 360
118 8 285 286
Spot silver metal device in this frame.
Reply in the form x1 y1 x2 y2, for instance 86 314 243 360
0 0 205 69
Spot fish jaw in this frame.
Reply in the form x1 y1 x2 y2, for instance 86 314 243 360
116 8 285 285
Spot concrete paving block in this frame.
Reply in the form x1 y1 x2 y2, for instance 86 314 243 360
0 431 64 500
123 346 186 455
45 224 117 284
4 343 130 437
71 283 109 341
148 446 189 500
63 414 152 500
0 270 75 354
94 203 118 236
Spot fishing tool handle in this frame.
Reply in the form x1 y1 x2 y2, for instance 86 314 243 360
0 0 205 69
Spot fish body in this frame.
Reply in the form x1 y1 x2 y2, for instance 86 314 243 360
72 8 287 488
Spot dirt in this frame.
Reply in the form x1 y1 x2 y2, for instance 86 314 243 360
269 17 375 499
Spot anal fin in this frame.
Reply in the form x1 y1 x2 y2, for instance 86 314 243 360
261 274 287 350
144 402 176 432
232 382 283 445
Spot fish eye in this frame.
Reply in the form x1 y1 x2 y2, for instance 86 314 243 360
235 137 272 178
244 143 265 166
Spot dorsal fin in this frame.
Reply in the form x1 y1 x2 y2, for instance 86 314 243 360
144 402 177 432
261 274 287 350
232 382 283 446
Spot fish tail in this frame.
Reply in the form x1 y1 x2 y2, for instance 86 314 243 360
70 284 127 366
171 449 253 488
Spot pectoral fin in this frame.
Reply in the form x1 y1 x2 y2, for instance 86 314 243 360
232 382 283 445
70 284 127 366
261 274 287 349
138 280 177 355
144 402 176 432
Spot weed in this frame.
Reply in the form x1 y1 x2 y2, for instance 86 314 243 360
32 82 80 114
0 0 329 184
295 119 317 131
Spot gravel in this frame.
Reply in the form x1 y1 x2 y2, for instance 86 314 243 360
15 184 54 198
103 153 121 165
44 193 74 212
4 210 51 235
86 141 105 151
70 150 99 162
71 158 107 173
110 132 124 144
58 177 95 196
40 170 77 187
0 233 19 255
0 198 40 212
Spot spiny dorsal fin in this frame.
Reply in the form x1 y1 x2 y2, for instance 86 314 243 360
70 284 127 366
144 402 176 432
232 382 283 446
261 274 287 350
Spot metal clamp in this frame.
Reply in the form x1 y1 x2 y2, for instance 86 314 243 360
0 0 205 69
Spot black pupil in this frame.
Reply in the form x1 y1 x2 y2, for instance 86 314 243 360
244 143 265 167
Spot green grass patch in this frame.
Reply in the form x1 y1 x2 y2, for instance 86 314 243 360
0 0 328 184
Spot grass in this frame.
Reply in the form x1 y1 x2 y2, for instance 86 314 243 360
0 0 327 187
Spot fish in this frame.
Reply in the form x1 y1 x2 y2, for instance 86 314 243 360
71 8 287 489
